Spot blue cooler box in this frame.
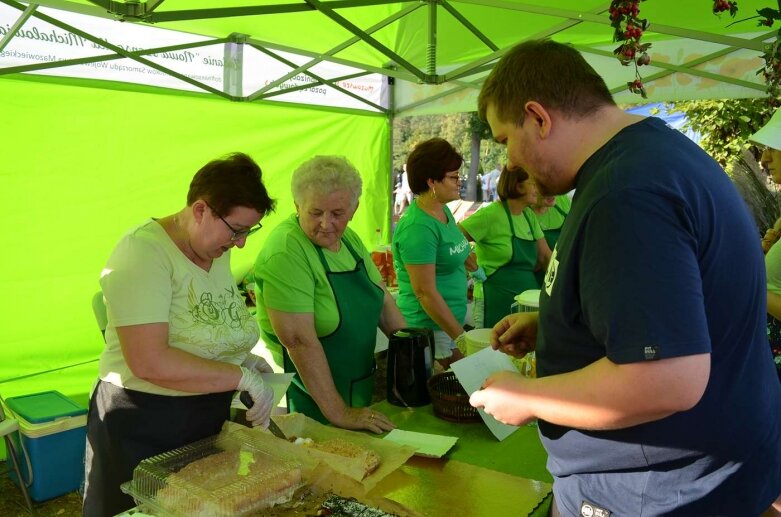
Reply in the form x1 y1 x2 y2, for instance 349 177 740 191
4 390 88 501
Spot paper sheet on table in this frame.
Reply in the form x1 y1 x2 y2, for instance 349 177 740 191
450 347 520 441
260 372 294 407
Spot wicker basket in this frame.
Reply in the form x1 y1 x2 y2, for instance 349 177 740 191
427 372 481 423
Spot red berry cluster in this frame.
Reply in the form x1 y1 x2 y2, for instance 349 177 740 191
609 0 651 98
627 79 645 96
756 7 781 96
712 0 738 16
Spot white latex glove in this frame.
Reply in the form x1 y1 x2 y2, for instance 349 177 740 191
469 266 488 283
237 366 274 428
241 353 274 374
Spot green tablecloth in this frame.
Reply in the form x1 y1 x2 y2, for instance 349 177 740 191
372 400 553 516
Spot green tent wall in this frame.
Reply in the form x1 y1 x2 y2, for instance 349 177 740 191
0 75 391 407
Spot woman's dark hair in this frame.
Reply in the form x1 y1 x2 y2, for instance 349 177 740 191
187 152 275 216
406 138 463 195
497 165 530 201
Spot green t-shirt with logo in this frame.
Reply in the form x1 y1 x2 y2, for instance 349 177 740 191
392 200 470 329
254 214 382 364
534 195 571 231
460 202 543 300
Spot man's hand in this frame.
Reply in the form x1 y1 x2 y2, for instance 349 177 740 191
469 370 535 426
491 312 538 358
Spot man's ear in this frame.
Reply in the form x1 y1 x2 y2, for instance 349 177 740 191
524 101 552 139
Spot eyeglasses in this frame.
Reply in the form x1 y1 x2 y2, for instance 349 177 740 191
207 203 262 241
444 174 461 183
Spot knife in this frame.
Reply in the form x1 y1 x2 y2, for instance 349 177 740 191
239 391 287 440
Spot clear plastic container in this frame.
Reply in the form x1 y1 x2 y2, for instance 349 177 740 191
121 434 303 517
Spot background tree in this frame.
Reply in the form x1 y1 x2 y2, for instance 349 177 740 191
393 112 505 201
669 98 775 167
670 98 779 232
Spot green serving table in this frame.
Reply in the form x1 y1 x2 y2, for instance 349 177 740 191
371 400 553 516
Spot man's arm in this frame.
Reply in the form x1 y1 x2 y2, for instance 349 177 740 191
471 353 710 429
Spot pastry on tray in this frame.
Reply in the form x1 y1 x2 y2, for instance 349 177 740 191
289 436 381 478
154 449 302 516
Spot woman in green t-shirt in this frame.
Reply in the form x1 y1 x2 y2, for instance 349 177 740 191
531 194 570 285
254 156 407 431
460 166 549 328
392 138 471 369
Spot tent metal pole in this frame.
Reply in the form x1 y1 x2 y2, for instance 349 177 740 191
0 37 229 76
426 0 437 78
395 81 475 114
578 45 769 94
453 0 766 51
86 0 109 10
248 3 421 99
440 0 498 52
443 3 611 82
224 34 246 98
249 44 387 112
304 0 428 82
0 2 37 54
387 70 396 244
148 0 403 23
12 0 114 19
2 0 234 98
242 35 420 84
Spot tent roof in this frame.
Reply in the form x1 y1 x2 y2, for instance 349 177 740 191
2 0 777 114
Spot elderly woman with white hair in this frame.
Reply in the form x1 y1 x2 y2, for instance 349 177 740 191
253 156 406 432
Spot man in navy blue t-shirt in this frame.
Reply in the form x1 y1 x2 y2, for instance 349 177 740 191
470 39 781 516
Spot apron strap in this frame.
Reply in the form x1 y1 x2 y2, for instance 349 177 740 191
503 201 536 241
313 237 362 272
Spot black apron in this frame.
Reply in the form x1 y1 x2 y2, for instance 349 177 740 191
265 238 384 423
483 202 539 327
83 380 233 517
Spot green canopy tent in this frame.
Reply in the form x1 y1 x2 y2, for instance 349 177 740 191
0 0 775 410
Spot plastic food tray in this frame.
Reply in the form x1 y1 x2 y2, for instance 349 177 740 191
121 434 304 517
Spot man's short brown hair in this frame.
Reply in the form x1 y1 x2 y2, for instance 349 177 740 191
478 39 615 125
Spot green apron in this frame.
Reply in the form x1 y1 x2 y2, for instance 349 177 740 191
536 205 568 285
265 238 384 424
483 202 539 328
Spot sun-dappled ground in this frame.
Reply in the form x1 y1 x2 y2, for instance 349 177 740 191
0 463 81 516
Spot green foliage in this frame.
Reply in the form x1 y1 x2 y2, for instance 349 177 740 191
668 98 775 167
393 112 504 173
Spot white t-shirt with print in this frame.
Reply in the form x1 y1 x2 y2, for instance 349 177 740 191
98 219 259 396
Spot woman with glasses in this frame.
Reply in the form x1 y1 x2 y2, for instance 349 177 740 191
83 153 276 517
253 156 405 432
459 166 549 329
392 138 470 369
